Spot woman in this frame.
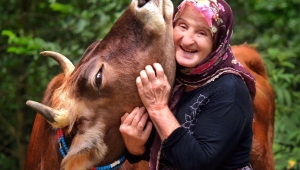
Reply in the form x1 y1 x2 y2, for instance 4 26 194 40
119 0 256 169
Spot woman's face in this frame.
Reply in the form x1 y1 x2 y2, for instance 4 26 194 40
173 4 213 68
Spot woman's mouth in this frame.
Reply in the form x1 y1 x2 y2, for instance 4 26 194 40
181 46 197 53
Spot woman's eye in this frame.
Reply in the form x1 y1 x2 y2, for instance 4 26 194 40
95 66 103 87
198 31 207 36
179 24 187 29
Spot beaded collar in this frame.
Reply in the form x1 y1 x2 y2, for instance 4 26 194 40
57 129 126 170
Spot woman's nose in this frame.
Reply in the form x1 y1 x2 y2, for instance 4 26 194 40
181 31 194 46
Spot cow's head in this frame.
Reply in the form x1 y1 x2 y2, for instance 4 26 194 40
26 0 175 169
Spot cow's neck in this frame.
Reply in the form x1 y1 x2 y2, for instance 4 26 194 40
57 129 126 169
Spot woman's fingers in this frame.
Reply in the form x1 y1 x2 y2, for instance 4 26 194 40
132 107 146 126
142 64 164 82
121 107 138 125
121 107 147 127
139 70 149 86
152 63 165 80
121 113 129 123
136 76 143 91
137 113 152 139
144 121 153 136
145 65 156 82
137 112 150 131
138 63 164 87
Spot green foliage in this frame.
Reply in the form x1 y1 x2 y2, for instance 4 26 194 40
0 153 18 170
2 30 57 55
228 0 300 169
0 0 131 169
0 0 299 169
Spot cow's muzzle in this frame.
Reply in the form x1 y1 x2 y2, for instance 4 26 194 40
132 0 174 36
138 0 150 7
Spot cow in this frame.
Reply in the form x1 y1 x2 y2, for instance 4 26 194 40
25 2 275 170
232 43 275 170
25 0 175 169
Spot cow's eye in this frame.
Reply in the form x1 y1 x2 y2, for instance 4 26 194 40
95 65 103 87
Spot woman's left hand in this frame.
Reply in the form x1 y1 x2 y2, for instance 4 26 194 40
119 107 152 156
136 63 171 113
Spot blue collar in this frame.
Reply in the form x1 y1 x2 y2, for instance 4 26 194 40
57 129 126 170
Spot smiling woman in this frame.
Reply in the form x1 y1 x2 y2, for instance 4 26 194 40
120 0 257 169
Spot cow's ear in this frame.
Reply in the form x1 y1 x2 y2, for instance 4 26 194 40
82 40 102 59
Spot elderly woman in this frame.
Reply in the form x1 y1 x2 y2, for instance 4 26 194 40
120 0 255 169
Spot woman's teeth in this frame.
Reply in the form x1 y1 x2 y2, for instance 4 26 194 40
181 46 197 53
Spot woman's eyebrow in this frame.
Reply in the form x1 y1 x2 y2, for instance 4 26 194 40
200 25 211 32
174 17 184 24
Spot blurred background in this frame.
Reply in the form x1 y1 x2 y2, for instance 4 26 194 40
0 0 299 169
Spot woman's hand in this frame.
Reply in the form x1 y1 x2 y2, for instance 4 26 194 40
136 63 180 141
119 107 152 156
136 63 171 113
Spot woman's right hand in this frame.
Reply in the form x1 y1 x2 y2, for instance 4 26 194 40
136 63 171 113
119 107 153 156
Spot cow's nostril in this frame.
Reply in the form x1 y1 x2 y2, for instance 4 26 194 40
138 0 150 8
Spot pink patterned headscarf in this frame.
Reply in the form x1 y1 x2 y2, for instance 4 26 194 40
174 0 224 36
149 0 256 169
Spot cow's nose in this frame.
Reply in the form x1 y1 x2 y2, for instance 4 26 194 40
138 0 150 7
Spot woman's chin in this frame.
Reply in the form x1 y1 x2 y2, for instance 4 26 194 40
176 53 199 68
176 59 196 68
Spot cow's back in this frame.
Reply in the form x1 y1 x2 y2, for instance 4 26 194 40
232 44 275 170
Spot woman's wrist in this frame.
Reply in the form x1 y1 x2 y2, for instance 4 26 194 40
147 105 169 117
148 106 181 141
127 145 146 156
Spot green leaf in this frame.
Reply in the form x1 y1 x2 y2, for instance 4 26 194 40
49 2 73 14
1 30 16 44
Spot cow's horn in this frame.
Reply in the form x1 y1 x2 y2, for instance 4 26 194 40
26 100 69 128
40 51 75 76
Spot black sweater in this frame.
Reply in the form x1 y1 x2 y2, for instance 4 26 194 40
126 74 254 170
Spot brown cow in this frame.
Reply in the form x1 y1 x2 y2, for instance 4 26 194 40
232 43 275 170
25 0 175 169
25 2 275 170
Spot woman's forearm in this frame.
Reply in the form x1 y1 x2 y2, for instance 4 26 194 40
148 106 181 141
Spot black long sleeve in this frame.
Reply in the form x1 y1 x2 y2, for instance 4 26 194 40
125 75 253 170
160 74 253 170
